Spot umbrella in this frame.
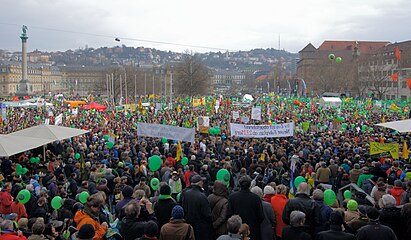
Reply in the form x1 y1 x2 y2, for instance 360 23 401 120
375 119 411 133
0 135 50 157
81 101 107 111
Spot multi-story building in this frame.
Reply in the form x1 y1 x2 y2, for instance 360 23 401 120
0 61 64 96
59 65 106 95
358 41 411 101
297 40 389 96
211 69 247 93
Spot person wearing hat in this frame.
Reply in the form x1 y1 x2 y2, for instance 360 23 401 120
316 210 356 240
76 224 95 240
227 176 264 240
153 184 176 229
207 180 229 238
159 205 195 240
181 174 212 240
349 164 362 184
344 200 360 223
356 207 397 240
114 185 134 219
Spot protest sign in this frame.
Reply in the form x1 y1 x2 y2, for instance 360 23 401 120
230 122 294 138
370 142 399 159
197 116 210 134
137 122 195 143
251 106 262 121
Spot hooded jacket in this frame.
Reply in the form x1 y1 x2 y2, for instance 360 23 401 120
207 181 229 237
74 207 107 240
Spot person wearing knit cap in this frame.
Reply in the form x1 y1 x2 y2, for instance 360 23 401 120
344 200 360 223
153 184 176 229
115 185 134 219
76 224 95 240
263 186 276 203
160 205 195 240
356 207 397 240
316 210 356 240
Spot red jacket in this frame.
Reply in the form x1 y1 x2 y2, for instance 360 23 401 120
11 202 28 220
271 194 288 238
0 232 27 240
165 157 176 168
0 190 13 214
389 186 405 206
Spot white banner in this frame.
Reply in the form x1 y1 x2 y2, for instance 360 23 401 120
54 113 63 126
251 106 261 121
137 122 195 143
230 122 294 138
197 116 210 133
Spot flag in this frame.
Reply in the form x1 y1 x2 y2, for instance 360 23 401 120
12 96 18 102
395 46 401 61
355 110 359 119
382 116 385 123
404 142 409 160
391 72 399 82
392 103 399 111
54 113 63 125
177 105 181 114
111 106 115 118
139 99 142 110
176 141 182 161
406 79 411 91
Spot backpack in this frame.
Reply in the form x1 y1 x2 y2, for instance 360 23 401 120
387 169 399 185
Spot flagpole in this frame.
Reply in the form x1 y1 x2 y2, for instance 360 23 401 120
144 73 147 98
106 74 109 100
134 74 137 101
111 73 114 106
125 72 128 104
152 74 155 104
120 74 123 105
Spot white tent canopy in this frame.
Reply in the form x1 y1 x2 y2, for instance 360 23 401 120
0 125 89 157
0 135 50 157
242 94 254 102
319 97 342 109
375 119 411 133
9 124 89 141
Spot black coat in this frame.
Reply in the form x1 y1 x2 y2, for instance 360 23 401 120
181 185 213 240
282 193 321 237
282 226 312 240
153 197 176 229
316 225 356 240
228 189 264 240
379 207 403 240
356 221 398 240
120 214 157 240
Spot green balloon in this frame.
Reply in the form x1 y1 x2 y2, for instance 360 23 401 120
294 176 306 188
361 125 367 132
15 164 23 175
79 191 89 204
107 141 114 149
35 157 40 163
22 168 28 175
162 137 167 144
344 190 352 199
51 196 63 210
75 153 81 160
181 157 189 166
328 53 335 60
149 155 162 171
30 157 36 163
150 178 160 190
335 57 342 63
17 189 31 204
324 189 336 206
216 169 230 183
341 123 347 129
103 135 109 141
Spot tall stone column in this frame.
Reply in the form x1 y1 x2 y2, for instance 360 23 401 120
17 25 30 96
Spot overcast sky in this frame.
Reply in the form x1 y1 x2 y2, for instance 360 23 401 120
0 0 408 53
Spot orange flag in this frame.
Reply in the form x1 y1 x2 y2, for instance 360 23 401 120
406 79 411 90
395 46 401 61
391 72 399 82
404 142 409 160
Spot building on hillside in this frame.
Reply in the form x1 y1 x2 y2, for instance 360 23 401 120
0 61 64 96
358 41 411 101
59 65 106 95
211 70 247 94
297 40 390 97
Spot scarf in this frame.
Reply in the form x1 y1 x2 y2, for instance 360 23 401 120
158 194 172 200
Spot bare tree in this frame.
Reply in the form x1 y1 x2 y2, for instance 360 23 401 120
174 51 210 96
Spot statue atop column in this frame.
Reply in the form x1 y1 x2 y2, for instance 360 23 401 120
21 25 28 39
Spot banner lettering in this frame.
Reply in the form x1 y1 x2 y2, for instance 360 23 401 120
137 122 195 143
230 122 294 138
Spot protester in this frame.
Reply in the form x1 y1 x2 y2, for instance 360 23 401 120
250 186 276 240
316 210 356 240
271 184 288 239
216 215 243 240
159 205 195 240
282 210 312 240
356 207 398 240
207 180 229 238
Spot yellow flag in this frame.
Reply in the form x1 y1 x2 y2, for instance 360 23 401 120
382 116 385 123
402 115 405 120
355 110 359 119
404 142 409 159
176 141 182 161
392 103 399 111
177 105 181 113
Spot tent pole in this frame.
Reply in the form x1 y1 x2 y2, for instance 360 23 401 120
43 145 46 163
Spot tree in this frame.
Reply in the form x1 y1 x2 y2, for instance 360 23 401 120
358 50 396 100
174 51 210 96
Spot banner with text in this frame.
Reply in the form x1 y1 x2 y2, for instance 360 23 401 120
370 142 399 159
230 122 294 138
251 106 262 121
137 122 195 143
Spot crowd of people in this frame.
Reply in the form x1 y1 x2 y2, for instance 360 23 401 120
0 94 411 240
